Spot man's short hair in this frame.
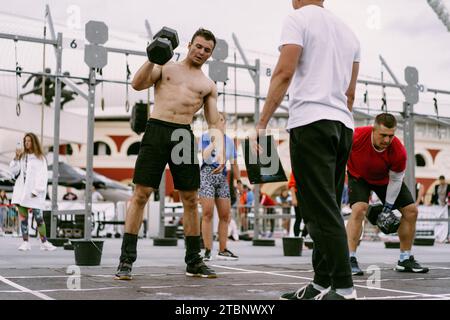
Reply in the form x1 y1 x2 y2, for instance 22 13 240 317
439 175 445 180
191 28 216 48
374 113 397 129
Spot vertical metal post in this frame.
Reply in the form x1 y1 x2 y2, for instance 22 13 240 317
84 68 96 240
253 59 261 241
403 101 416 198
158 171 166 238
50 32 63 238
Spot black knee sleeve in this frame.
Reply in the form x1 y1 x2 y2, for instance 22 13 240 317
185 236 202 265
119 233 138 263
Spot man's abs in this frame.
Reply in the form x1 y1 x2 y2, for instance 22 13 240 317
150 64 212 124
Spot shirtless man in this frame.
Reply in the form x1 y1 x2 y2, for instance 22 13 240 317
115 28 224 280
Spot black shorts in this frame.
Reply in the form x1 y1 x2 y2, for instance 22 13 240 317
133 118 200 191
348 173 414 210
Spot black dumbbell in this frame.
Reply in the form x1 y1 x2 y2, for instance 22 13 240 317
146 27 179 65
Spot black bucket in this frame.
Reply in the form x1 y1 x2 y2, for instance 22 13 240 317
164 225 178 238
282 237 303 256
72 240 104 266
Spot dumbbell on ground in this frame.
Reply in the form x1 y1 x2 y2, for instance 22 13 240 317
146 26 179 65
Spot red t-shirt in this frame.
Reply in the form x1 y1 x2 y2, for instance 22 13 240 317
347 126 407 186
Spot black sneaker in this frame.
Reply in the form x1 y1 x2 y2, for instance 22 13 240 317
314 289 357 300
203 249 212 262
279 283 322 300
350 257 364 276
216 248 238 261
395 256 429 273
186 261 217 278
114 261 133 280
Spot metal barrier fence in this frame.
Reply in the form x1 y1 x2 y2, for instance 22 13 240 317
0 204 19 236
1 202 448 243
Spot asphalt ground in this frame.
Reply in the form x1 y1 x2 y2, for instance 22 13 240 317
1 236 449 301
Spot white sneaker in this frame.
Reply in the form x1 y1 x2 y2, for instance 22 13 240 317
18 241 31 251
40 240 56 251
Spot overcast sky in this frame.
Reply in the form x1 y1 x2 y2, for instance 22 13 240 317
2 0 450 116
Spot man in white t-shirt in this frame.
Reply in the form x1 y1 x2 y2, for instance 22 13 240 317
255 0 360 300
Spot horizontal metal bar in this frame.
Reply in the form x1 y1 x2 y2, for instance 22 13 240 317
0 32 57 45
51 210 88 216
426 88 450 95
358 79 405 89
0 67 127 86
0 67 264 94
0 68 88 81
104 46 146 57
359 78 450 96
98 78 131 85
104 46 258 71
258 214 293 219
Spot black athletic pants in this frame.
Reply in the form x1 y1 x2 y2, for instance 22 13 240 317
290 120 353 289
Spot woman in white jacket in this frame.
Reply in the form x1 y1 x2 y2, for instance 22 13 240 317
10 133 55 251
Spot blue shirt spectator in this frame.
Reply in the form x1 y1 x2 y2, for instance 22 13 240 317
246 187 254 208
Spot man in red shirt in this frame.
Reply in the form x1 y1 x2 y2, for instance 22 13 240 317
346 113 428 275
260 192 277 238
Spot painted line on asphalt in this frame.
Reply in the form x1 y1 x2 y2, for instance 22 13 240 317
0 286 130 294
0 275 54 300
140 282 308 290
212 264 450 300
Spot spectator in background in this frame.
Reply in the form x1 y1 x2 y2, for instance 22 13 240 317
415 182 425 206
237 181 248 232
9 132 56 251
199 112 240 261
277 189 292 236
244 185 254 214
431 175 450 243
260 192 277 238
341 183 350 206
0 190 9 235
91 186 105 202
431 175 450 207
63 187 78 201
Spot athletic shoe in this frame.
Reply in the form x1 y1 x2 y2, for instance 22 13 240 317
40 241 56 251
186 261 217 278
395 256 429 273
114 261 133 280
314 289 357 300
216 248 238 261
280 283 323 300
350 257 364 276
203 249 212 261
18 241 31 251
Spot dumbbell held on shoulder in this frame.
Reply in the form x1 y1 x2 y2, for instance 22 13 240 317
146 26 179 65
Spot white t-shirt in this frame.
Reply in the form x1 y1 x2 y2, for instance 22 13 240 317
280 5 361 131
